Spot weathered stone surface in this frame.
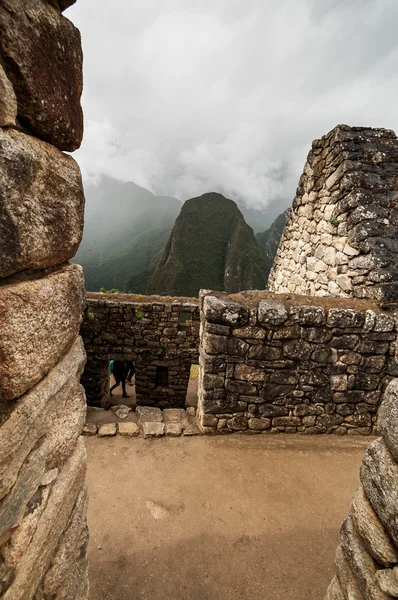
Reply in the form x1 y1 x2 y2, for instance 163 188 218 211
165 423 183 437
351 486 398 567
0 65 17 126
82 423 97 436
203 295 249 326
2 439 86 600
378 379 398 462
98 423 117 437
335 544 365 600
0 0 83 151
360 438 398 547
137 406 163 423
0 265 85 402
43 485 88 600
340 515 390 600
258 300 288 326
0 129 84 278
203 333 249 356
0 442 47 538
325 576 345 600
0 338 86 499
112 405 132 419
234 364 266 383
248 418 270 430
118 422 140 437
290 305 326 325
142 422 165 438
375 568 398 596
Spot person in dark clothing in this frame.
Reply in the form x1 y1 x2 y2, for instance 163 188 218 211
110 360 129 398
126 360 135 384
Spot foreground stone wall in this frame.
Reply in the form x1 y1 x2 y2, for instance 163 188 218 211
269 126 398 308
197 291 398 434
81 293 200 408
0 1 88 598
325 379 398 599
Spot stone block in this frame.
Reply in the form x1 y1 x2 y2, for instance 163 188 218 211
234 364 266 383
378 379 398 462
98 423 117 437
203 295 249 326
0 65 17 126
335 544 364 600
328 308 364 328
203 333 248 356
325 576 345 600
289 305 326 326
360 439 398 547
142 422 165 438
258 300 288 326
248 418 270 430
351 486 398 567
118 422 140 437
165 423 183 436
225 379 257 395
0 129 84 278
0 0 83 151
2 439 86 600
0 337 86 500
43 485 88 600
0 265 85 402
340 516 390 600
136 406 163 423
376 568 398 596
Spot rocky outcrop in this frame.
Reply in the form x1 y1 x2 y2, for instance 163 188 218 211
269 126 398 308
0 129 84 278
0 1 88 597
325 379 398 599
148 192 266 297
0 0 83 151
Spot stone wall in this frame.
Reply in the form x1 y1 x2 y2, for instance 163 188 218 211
0 1 88 598
325 379 398 599
268 125 398 308
197 291 398 434
81 293 200 408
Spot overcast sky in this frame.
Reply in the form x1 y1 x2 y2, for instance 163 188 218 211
68 0 398 211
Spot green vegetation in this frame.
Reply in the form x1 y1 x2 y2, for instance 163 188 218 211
147 192 267 296
256 210 288 282
99 287 120 294
135 309 144 320
329 217 339 228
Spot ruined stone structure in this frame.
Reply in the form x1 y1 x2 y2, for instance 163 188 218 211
81 293 199 408
269 126 398 308
325 379 398 599
0 1 89 597
197 291 398 434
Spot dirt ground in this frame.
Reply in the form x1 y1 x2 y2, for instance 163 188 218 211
85 434 371 600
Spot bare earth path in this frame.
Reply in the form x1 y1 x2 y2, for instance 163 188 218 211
85 435 371 600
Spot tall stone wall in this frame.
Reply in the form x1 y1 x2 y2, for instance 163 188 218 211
197 291 398 435
81 293 200 408
0 1 88 598
325 380 398 599
269 125 398 308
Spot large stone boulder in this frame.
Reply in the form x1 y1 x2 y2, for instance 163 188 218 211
0 265 85 402
0 0 83 151
0 129 84 278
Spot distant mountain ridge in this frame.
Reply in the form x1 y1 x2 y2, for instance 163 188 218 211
147 192 267 297
74 176 182 291
256 210 289 283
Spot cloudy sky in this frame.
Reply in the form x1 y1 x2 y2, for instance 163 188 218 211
68 0 398 212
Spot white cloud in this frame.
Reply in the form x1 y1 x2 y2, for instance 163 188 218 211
68 0 398 210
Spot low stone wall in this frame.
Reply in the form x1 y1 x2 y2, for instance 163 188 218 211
268 126 398 308
81 293 200 408
197 291 398 434
325 379 398 598
0 1 88 598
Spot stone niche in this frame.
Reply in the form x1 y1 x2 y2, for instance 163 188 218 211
268 125 398 308
197 291 398 435
80 293 200 408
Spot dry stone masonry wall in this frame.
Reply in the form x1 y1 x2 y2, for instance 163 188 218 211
269 126 398 308
0 1 88 598
81 293 200 409
325 380 398 599
197 292 398 435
